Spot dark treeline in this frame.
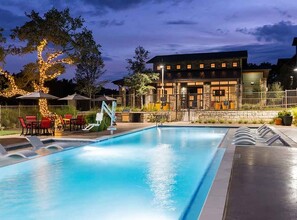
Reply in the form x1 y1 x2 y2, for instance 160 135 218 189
0 78 117 105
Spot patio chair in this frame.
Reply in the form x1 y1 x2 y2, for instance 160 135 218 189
71 115 86 130
82 113 103 131
0 144 38 158
18 116 36 135
63 114 72 126
26 136 66 151
25 115 37 123
37 117 53 135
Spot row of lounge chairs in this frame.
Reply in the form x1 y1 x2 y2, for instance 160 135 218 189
0 136 70 159
233 125 289 146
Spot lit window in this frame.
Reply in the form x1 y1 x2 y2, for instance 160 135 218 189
187 64 192 69
232 62 238 67
221 62 226 68
199 63 204 69
166 65 171 70
211 63 216 68
176 64 181 70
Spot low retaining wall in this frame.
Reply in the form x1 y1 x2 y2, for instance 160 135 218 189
182 110 278 123
116 110 278 123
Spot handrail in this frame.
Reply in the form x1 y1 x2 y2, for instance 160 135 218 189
101 101 117 126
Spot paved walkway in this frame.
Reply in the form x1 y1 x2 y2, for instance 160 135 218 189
224 125 297 220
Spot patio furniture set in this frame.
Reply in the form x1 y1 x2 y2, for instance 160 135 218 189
18 114 87 136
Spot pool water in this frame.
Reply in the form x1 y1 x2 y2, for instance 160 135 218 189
0 127 227 220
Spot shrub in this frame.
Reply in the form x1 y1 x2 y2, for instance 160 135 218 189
219 119 225 124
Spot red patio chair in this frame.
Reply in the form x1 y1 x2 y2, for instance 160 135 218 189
63 114 72 126
72 115 86 130
38 117 52 135
18 117 35 135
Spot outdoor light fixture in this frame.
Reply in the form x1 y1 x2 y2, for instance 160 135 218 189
294 67 297 72
159 65 165 96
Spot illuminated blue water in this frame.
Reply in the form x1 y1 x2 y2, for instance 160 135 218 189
0 127 227 220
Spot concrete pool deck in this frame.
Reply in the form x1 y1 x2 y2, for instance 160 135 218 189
0 123 297 220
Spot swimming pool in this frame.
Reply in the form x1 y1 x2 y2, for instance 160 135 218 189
0 126 227 220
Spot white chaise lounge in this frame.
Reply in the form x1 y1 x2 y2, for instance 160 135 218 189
26 136 66 151
0 144 38 158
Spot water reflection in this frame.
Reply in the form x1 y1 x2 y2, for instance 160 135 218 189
147 143 177 211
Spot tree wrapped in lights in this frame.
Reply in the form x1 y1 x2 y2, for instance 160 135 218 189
0 8 101 116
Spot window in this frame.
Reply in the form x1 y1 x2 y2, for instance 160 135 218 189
221 62 226 68
199 63 204 69
232 62 238 67
187 64 192 69
166 65 171 70
211 63 216 68
176 64 181 70
213 90 225 96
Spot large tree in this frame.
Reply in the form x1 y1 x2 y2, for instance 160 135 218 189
0 8 100 116
74 34 106 106
124 46 158 109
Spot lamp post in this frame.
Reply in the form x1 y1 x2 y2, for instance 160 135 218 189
159 65 164 97
159 65 165 108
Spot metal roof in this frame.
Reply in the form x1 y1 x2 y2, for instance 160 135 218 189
147 50 248 63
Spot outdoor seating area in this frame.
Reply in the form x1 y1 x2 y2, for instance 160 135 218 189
232 125 289 146
17 113 88 136
18 116 53 136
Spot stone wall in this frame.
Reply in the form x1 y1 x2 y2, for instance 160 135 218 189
116 110 278 123
182 110 278 123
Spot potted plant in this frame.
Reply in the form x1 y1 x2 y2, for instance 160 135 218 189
281 110 293 126
274 116 282 125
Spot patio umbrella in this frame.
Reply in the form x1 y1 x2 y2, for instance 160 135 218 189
17 91 59 100
58 93 90 101
59 93 90 110
92 95 116 102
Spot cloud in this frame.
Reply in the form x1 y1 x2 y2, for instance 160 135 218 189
216 28 229 35
236 21 297 44
0 9 26 34
214 43 295 64
273 7 292 19
99 19 125 27
81 0 189 13
102 56 113 61
165 20 197 25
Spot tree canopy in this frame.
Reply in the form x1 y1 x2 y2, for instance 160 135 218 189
74 31 106 101
0 8 102 116
124 46 158 108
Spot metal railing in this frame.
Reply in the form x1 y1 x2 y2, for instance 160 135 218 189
113 90 297 110
1 90 297 129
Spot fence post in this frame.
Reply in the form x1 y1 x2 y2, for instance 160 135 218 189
285 90 287 109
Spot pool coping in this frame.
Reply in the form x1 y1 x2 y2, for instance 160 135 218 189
199 128 235 220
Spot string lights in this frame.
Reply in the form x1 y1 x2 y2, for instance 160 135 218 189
0 38 74 116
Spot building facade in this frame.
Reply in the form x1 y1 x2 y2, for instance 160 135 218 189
114 50 269 110
147 51 269 110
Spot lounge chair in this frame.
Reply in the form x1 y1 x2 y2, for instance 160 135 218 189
0 144 38 158
233 135 256 145
26 136 65 151
82 113 103 131
258 127 273 137
265 134 289 146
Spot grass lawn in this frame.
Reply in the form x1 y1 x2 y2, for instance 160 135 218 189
0 129 20 136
